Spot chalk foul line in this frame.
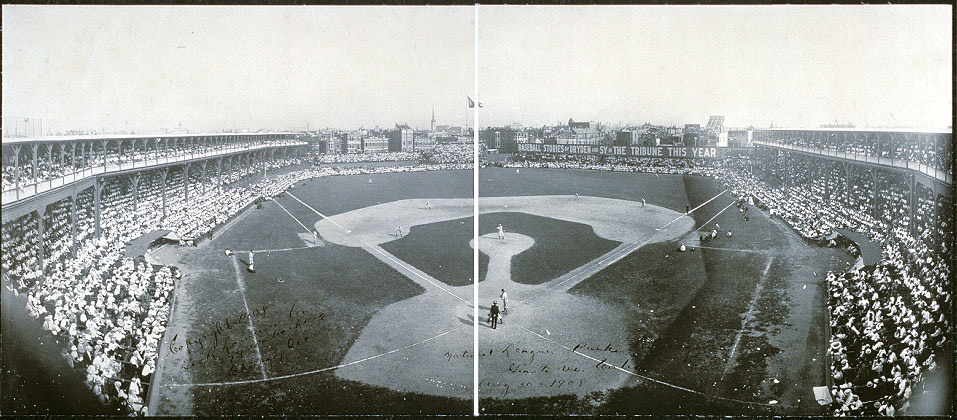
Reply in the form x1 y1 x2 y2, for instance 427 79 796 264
286 192 472 306
518 189 730 305
514 323 790 409
272 198 312 234
229 256 267 380
168 327 462 387
721 256 775 382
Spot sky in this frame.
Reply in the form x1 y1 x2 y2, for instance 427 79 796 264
2 5 474 134
479 5 952 129
2 5 952 135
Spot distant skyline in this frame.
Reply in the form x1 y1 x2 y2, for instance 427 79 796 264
3 5 952 136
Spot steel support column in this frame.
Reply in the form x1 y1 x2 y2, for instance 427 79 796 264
183 163 190 203
71 193 78 256
31 143 39 185
94 180 102 237
37 207 46 271
12 145 21 200
131 173 140 211
161 169 168 219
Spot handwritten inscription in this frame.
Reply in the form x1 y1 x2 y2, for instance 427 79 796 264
572 341 620 353
168 300 325 381
445 341 634 398
442 343 553 364
480 378 586 398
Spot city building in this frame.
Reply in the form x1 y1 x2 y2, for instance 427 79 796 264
482 126 539 153
615 130 634 147
414 130 434 151
362 135 389 153
346 131 363 154
556 119 604 145
388 123 414 152
705 115 725 133
727 129 752 147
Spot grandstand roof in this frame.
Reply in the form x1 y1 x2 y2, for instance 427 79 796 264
1 131 298 145
755 127 951 135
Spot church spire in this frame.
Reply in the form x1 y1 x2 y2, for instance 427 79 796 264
431 107 436 131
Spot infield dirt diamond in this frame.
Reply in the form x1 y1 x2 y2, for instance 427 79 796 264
316 195 694 398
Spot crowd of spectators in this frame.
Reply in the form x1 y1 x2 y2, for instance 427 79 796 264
2 145 947 414
317 151 420 164
826 234 949 415
509 153 952 415
2 156 303 413
2 147 478 414
424 143 475 164
316 145 478 166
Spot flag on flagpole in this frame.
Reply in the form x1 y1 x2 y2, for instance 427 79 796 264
468 97 484 108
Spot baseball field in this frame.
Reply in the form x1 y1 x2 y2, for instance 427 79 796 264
148 166 853 415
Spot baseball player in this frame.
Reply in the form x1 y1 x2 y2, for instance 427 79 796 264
489 301 501 329
500 289 509 314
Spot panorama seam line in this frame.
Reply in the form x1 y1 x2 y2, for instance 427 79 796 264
513 323 789 409
167 327 461 387
229 256 268 379
518 189 730 305
721 255 775 383
473 4 481 416
285 192 472 306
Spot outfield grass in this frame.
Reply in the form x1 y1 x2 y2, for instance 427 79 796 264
480 174 849 415
278 169 474 217
155 168 849 415
161 190 477 414
382 212 619 287
380 216 486 287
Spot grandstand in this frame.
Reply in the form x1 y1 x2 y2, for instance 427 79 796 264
508 127 952 415
752 128 952 415
2 133 307 414
2 127 951 416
